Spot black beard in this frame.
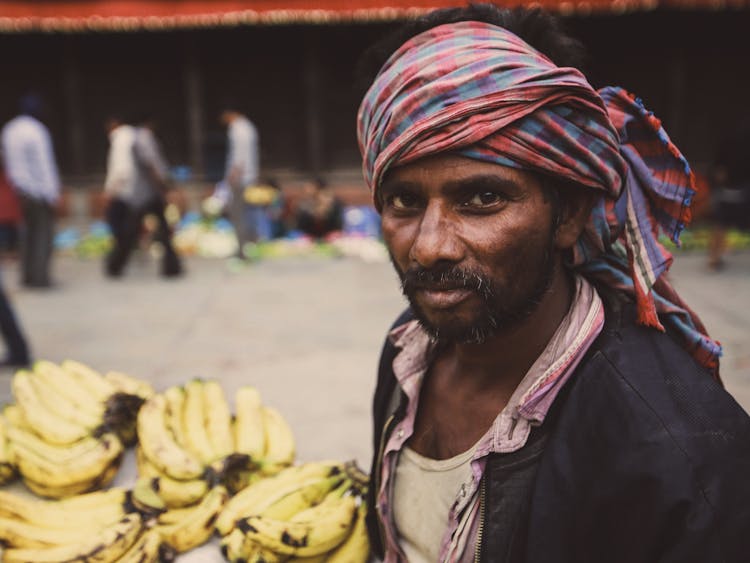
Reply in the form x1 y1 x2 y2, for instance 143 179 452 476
391 247 556 345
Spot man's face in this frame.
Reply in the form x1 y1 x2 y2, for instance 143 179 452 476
380 154 560 344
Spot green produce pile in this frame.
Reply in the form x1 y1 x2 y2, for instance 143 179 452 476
0 361 369 562
660 227 750 251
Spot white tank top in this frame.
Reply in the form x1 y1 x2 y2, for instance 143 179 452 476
393 445 476 562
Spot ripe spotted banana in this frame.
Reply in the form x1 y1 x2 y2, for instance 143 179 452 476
135 445 209 508
327 500 370 563
251 474 346 521
104 370 155 400
215 460 344 535
1 512 143 563
61 359 118 402
261 405 296 470
0 515 108 548
155 485 229 553
183 379 216 464
163 385 190 449
234 386 266 460
11 369 90 444
203 379 234 461
238 492 357 557
22 455 122 499
116 528 172 563
8 431 123 490
137 394 204 481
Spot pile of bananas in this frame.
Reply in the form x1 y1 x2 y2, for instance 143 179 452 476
0 362 371 562
0 487 175 562
0 360 153 497
217 460 370 562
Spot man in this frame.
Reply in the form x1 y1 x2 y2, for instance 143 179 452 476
1 93 61 288
103 114 182 278
357 5 750 562
217 105 260 260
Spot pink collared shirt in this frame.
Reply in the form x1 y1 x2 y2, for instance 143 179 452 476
376 276 605 562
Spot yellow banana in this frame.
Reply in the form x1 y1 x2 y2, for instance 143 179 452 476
22 455 122 499
12 369 90 445
5 422 107 464
1 512 143 563
137 394 205 481
2 404 29 429
204 379 235 461
254 474 347 520
239 493 357 557
182 379 216 464
56 486 129 510
135 445 209 508
33 360 105 424
163 385 190 449
116 528 172 563
0 414 17 485
61 359 118 401
234 386 266 460
156 485 229 552
9 432 123 489
0 488 128 529
288 555 328 563
215 460 344 536
104 370 155 399
261 405 296 468
221 527 251 562
326 500 370 563
0 515 106 548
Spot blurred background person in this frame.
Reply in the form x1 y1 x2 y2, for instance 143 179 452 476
0 156 21 257
707 122 750 270
103 114 182 278
294 177 343 239
216 103 260 260
1 93 61 288
0 270 30 368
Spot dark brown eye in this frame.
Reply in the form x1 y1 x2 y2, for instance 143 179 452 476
466 191 503 207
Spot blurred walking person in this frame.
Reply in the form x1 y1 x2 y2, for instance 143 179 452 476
1 93 61 288
0 270 30 367
217 103 259 260
103 114 182 278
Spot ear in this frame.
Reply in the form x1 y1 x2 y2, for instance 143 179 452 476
553 188 597 250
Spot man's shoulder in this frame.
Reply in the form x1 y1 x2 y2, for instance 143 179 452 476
563 301 750 458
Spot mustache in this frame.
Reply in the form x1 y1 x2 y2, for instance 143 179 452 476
400 265 492 295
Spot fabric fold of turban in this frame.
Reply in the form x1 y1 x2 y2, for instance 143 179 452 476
357 21 722 379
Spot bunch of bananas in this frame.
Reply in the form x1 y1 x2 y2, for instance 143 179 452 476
0 360 153 498
0 487 176 562
216 460 370 563
134 381 296 509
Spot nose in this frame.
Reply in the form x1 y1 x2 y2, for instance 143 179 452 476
410 201 463 268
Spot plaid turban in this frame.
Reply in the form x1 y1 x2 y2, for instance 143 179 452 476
357 21 722 378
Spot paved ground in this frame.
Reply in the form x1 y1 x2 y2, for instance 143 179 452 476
1 246 748 468
0 246 747 561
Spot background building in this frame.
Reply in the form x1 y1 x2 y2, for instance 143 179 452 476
0 0 748 195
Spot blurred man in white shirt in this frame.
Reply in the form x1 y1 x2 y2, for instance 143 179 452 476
1 93 61 288
218 105 259 260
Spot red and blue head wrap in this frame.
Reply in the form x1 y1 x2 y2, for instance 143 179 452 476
358 20 722 378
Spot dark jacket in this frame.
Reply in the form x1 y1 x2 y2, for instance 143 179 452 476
367 303 750 562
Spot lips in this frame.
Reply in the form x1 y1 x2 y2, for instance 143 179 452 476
416 287 475 309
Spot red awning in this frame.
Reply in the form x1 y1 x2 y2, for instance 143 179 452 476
0 0 745 32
